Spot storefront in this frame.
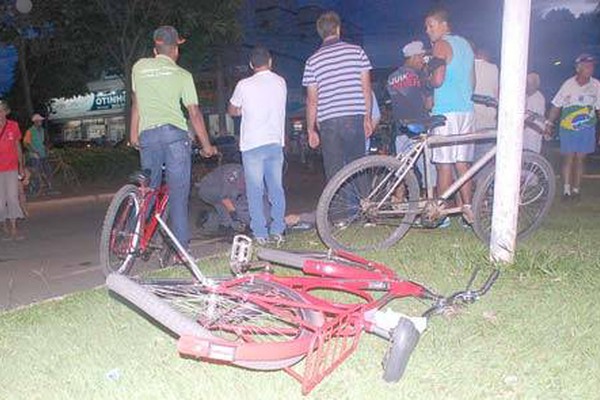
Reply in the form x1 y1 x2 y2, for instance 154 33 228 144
48 89 127 145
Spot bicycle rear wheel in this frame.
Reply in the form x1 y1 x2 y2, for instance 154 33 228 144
100 184 142 276
106 274 322 370
472 151 556 243
316 155 420 252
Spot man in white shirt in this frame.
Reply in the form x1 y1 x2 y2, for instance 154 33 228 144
523 73 546 153
228 46 287 245
473 47 499 131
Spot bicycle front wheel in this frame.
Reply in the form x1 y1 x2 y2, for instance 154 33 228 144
100 184 142 276
316 156 420 252
472 151 556 244
106 274 322 370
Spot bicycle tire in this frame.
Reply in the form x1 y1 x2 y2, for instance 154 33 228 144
382 317 420 383
316 155 420 252
100 184 142 276
106 274 322 370
472 151 556 244
256 248 376 272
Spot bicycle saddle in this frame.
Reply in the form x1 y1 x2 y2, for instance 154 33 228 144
402 115 447 136
129 169 151 186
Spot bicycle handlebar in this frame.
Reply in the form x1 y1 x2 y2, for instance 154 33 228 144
422 269 500 318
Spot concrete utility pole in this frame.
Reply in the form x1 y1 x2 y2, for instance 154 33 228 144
489 0 532 263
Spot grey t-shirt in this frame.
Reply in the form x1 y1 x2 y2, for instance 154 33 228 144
195 163 245 204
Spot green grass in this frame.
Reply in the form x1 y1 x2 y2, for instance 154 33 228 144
2 186 600 399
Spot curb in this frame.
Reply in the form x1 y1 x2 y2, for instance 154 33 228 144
28 192 116 210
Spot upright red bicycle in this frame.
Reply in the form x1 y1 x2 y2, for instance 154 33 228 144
99 170 171 276
105 217 499 394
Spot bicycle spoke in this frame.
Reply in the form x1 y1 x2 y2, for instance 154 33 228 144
318 157 420 251
145 281 312 344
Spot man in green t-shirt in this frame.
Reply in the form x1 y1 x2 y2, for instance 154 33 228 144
24 113 54 191
130 25 217 249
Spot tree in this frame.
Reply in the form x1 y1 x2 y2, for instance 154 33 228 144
62 0 242 135
0 0 91 123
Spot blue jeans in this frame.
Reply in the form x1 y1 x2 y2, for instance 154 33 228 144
242 144 286 238
139 125 191 247
319 115 365 181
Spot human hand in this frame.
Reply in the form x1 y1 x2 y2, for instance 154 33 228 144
200 144 218 158
308 129 320 149
130 134 140 150
231 219 247 233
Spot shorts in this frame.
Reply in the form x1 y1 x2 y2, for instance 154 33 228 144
431 112 475 163
559 128 596 154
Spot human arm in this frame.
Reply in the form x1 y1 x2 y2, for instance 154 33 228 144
305 85 320 149
188 104 217 157
361 70 373 138
544 105 561 138
597 109 600 145
429 40 452 88
16 139 24 176
228 103 241 117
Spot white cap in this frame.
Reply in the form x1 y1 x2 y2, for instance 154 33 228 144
402 41 426 58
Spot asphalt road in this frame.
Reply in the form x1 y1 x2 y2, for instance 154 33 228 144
0 198 232 311
0 160 325 311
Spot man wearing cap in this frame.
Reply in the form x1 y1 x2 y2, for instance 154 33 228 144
545 53 600 200
425 7 476 225
302 11 373 181
24 113 54 192
386 40 435 191
130 25 217 249
0 99 25 240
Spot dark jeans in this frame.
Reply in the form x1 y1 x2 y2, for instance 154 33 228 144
319 115 365 181
139 124 191 247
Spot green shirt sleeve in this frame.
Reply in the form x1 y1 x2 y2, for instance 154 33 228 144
181 72 198 107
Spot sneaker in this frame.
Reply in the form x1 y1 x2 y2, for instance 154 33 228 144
269 233 286 247
437 217 451 229
288 221 314 231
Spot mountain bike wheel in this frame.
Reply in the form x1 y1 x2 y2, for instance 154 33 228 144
106 274 322 370
316 155 420 252
100 184 142 276
472 151 556 244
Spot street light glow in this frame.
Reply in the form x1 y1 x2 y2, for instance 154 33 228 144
15 0 33 14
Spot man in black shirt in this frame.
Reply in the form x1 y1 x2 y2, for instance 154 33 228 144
386 40 435 190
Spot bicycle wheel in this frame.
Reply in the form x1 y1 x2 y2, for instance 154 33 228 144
316 155 420 252
472 151 556 244
100 184 142 276
257 248 378 272
106 274 322 370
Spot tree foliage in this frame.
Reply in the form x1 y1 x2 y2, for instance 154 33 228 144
62 0 243 83
1 0 92 119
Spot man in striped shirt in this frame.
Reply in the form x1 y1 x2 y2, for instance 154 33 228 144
302 11 373 181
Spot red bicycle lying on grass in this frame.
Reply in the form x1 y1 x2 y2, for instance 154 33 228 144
105 217 499 395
